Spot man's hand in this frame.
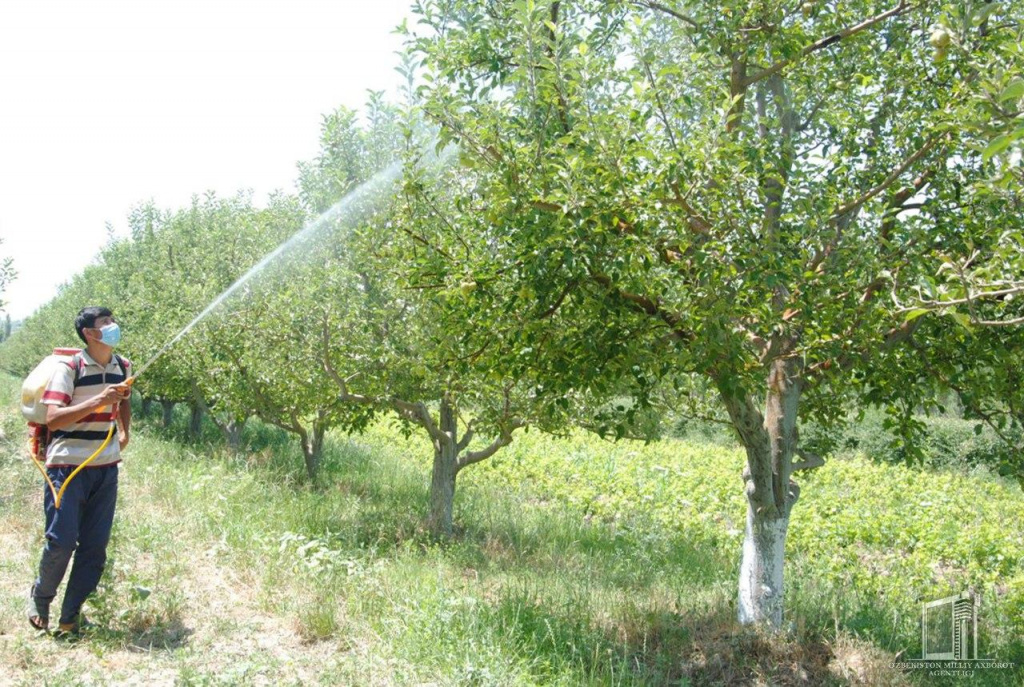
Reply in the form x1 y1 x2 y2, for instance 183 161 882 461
46 384 132 432
119 431 130 450
94 384 131 409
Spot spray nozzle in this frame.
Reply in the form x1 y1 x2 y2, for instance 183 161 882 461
113 377 136 393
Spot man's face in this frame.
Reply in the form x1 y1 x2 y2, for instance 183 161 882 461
84 315 116 344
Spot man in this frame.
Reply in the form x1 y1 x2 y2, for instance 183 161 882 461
27 306 132 634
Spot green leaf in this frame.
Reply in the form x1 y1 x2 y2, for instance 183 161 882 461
948 311 973 332
972 2 1000 26
982 134 1012 161
999 78 1024 103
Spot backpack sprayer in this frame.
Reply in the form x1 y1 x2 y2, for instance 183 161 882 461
22 351 138 509
22 327 184 509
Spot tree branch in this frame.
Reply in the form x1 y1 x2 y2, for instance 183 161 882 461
744 1 913 86
320 317 451 443
727 55 748 134
897 285 1024 311
632 0 701 29
807 138 942 276
391 397 444 442
414 185 473 261
289 410 308 446
792 449 826 472
665 181 713 234
219 341 305 437
537 279 577 319
883 316 923 350
641 56 680 153
398 224 456 262
457 419 525 471
456 419 476 453
807 313 925 378
831 134 942 219
590 270 694 341
734 321 770 358
321 319 375 405
969 315 1024 327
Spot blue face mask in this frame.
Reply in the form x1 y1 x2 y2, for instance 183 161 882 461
98 323 121 347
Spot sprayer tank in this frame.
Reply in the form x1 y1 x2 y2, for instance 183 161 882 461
21 348 81 424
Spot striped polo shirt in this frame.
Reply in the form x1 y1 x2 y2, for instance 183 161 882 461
41 350 131 468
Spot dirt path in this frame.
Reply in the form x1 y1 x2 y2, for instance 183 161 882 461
0 460 343 686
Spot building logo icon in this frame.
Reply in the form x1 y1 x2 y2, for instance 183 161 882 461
922 591 979 660
891 590 1017 678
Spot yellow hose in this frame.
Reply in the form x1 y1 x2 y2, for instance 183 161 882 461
30 449 59 505
32 377 134 509
34 405 118 510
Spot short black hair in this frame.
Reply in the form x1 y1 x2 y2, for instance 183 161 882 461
75 306 113 344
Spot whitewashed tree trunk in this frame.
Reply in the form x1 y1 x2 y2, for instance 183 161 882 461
738 502 789 626
721 356 805 630
224 416 246 451
428 396 459 537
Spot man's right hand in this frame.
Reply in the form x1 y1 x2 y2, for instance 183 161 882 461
95 385 131 408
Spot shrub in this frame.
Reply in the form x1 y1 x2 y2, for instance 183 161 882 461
806 408 1021 479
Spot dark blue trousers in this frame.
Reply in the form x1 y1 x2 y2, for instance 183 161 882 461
31 464 118 625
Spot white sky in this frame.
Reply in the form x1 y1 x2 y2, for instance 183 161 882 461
0 0 412 320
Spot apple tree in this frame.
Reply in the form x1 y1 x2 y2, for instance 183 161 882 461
405 0 1024 625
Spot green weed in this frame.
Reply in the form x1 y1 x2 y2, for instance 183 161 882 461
1 374 1021 685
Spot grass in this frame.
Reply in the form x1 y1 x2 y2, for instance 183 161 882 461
0 374 1021 685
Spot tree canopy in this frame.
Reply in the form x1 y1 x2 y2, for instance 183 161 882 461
402 0 1024 625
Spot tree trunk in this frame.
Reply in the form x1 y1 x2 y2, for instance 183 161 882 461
224 416 246 452
721 357 803 629
738 492 790 627
428 396 459 538
188 384 206 437
301 424 325 483
189 402 202 437
161 400 175 428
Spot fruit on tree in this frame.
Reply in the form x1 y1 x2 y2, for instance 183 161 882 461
929 26 951 48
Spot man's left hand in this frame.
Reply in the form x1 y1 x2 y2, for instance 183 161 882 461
119 432 130 450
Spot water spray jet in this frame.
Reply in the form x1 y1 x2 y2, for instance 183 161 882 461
32 139 457 507
129 138 456 383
